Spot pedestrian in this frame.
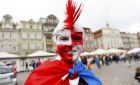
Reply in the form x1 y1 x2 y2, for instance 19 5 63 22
87 57 93 70
36 58 41 67
32 61 36 70
105 56 110 66
126 56 131 67
25 62 29 72
24 0 102 85
135 67 140 83
95 55 101 69
81 56 87 66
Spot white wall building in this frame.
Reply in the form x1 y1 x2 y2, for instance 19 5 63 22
129 33 139 48
0 14 19 54
83 27 95 51
93 24 123 49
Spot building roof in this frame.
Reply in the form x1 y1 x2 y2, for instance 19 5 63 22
83 27 92 33
47 14 57 19
3 14 12 19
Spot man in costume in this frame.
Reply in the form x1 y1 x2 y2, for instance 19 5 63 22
24 0 102 85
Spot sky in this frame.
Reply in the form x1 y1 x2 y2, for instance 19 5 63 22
0 0 140 33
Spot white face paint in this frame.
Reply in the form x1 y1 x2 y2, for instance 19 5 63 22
72 45 82 62
54 29 83 63
55 30 71 45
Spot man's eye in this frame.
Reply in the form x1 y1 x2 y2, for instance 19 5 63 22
73 37 82 41
60 37 69 41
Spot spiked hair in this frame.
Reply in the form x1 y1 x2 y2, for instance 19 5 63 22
53 0 84 42
64 0 83 30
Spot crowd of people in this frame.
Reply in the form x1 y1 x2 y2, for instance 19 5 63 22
81 52 140 69
25 58 42 72
81 52 140 84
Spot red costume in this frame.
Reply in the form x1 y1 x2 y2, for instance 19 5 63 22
25 0 102 85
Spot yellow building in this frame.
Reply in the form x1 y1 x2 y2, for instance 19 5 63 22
19 19 45 56
93 24 123 49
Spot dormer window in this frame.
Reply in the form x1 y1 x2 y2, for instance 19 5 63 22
30 25 32 29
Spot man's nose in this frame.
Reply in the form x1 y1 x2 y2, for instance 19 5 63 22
68 39 75 47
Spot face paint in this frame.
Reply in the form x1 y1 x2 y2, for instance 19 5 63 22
55 29 83 63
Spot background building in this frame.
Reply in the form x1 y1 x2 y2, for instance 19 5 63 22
120 32 131 50
19 19 45 56
0 14 19 54
83 27 95 52
137 32 140 48
93 24 123 49
40 14 59 52
121 32 140 50
129 33 139 49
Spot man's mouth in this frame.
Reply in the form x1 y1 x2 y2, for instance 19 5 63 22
67 50 77 54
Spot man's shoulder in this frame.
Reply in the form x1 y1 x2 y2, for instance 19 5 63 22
28 60 61 77
36 60 60 70
43 60 59 64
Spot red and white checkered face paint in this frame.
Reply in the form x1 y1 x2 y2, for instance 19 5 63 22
55 29 83 63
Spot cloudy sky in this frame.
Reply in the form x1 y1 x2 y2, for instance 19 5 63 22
0 0 140 33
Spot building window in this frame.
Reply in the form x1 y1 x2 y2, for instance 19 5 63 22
30 25 32 29
92 44 94 48
36 43 42 49
0 44 2 51
85 37 88 40
36 24 40 30
22 32 28 39
47 46 51 52
22 42 28 49
29 43 35 49
21 23 26 28
36 33 41 39
83 44 85 48
87 44 89 48
4 32 10 39
13 43 17 50
29 33 35 39
3 43 9 52
5 24 10 28
11 33 18 40
11 42 17 51
90 37 93 40
0 32 2 41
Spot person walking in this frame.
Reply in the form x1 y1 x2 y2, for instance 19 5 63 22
25 62 29 72
95 56 101 69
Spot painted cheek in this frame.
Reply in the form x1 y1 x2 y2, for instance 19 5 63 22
57 45 73 62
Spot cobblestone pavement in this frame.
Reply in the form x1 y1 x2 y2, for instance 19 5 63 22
17 61 140 85
17 71 30 85
92 61 140 85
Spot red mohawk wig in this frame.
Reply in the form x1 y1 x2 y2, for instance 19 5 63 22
64 0 83 30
